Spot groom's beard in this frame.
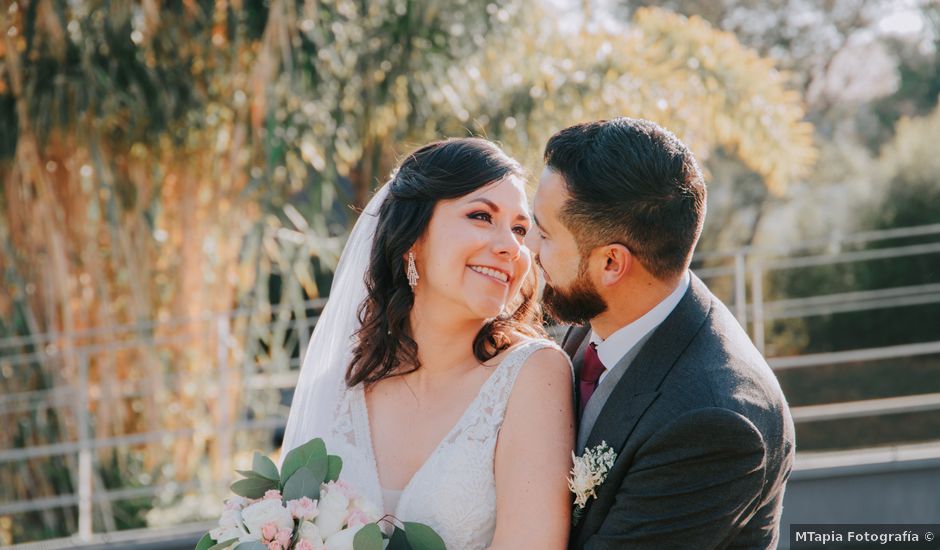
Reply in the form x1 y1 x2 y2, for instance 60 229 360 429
541 266 608 325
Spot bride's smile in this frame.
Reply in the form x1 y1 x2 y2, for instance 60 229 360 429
467 264 510 284
285 138 573 550
411 175 533 321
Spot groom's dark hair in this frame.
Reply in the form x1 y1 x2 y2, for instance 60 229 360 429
544 118 706 280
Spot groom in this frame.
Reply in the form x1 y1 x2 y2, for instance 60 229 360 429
528 118 795 549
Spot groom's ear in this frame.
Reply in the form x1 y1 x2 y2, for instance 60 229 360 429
598 244 632 287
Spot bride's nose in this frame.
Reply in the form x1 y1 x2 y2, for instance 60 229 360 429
492 226 523 259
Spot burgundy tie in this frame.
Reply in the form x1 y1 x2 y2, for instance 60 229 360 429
579 342 606 416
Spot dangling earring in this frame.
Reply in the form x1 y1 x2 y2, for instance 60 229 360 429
407 251 419 289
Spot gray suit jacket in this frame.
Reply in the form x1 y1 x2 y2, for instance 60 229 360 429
564 274 796 549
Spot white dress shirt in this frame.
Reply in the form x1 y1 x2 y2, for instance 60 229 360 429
590 271 691 384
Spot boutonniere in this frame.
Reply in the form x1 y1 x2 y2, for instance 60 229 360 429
568 441 617 525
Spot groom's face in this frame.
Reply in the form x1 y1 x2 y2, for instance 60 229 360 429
528 169 608 324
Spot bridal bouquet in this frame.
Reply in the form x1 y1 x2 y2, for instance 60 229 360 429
196 438 444 550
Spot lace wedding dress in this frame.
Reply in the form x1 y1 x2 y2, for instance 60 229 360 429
329 339 559 549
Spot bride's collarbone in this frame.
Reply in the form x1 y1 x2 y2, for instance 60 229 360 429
363 353 510 481
366 363 489 414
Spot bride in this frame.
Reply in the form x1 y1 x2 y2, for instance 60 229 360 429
280 138 574 549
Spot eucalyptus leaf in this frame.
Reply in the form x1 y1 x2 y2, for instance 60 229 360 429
252 451 280 482
352 523 384 550
231 476 276 499
386 526 411 550
326 454 343 482
233 542 267 550
280 438 328 490
235 469 267 479
282 466 321 501
208 538 239 550
404 522 446 550
194 532 215 550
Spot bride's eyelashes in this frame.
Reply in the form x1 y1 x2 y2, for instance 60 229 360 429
467 210 493 223
467 211 529 237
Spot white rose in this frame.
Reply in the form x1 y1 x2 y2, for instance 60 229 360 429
352 497 382 524
240 498 293 535
224 495 250 510
298 520 324 546
219 509 242 528
325 525 364 550
209 509 247 542
209 525 242 543
314 489 349 539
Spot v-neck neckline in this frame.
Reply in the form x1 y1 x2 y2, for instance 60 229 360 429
356 341 530 514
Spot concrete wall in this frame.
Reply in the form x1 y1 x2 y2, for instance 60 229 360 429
779 458 940 548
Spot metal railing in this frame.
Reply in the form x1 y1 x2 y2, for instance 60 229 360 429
2 222 940 546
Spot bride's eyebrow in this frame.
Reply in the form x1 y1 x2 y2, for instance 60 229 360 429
467 198 530 222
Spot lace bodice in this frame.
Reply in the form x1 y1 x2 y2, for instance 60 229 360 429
329 339 559 549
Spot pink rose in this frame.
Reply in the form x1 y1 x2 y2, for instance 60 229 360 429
261 522 279 541
295 541 326 550
265 542 283 550
287 496 319 521
323 480 357 500
275 528 293 547
345 508 371 529
263 489 283 501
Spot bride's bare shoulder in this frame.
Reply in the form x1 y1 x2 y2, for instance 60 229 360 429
499 341 574 447
513 341 573 395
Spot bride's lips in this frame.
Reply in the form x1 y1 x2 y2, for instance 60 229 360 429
467 264 511 286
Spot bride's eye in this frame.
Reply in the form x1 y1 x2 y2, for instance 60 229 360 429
513 225 528 237
468 211 493 223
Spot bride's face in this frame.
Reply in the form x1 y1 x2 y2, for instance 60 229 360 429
413 176 532 321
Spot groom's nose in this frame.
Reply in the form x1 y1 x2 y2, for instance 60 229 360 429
524 230 539 254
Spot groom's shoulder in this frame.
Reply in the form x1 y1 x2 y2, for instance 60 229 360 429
666 286 788 417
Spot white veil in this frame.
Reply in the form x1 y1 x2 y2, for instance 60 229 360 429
279 182 391 461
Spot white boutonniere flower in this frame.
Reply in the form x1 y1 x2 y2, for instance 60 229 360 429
568 441 617 525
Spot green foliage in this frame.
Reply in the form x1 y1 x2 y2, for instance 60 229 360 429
326 454 343 483
353 524 385 550
195 533 216 550
230 476 277 499
282 465 321 501
402 522 447 550
280 437 329 489
768 100 940 450
251 452 280 482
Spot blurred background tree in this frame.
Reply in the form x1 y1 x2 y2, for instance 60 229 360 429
766 97 940 453
2 0 819 542
615 0 940 455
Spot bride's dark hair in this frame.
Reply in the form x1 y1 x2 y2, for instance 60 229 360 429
346 138 546 387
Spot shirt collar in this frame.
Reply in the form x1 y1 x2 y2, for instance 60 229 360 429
590 271 691 368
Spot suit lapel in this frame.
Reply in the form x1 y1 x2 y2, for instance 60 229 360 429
562 324 591 414
572 275 713 543
581 275 712 455
562 324 591 364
